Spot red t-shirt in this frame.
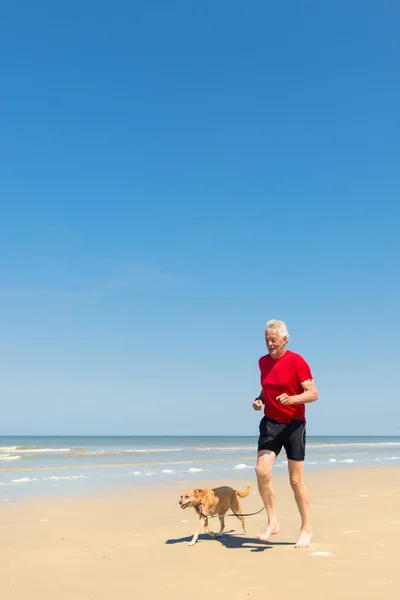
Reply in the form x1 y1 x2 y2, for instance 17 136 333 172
259 350 313 424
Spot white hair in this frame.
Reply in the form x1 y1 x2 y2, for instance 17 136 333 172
264 319 289 340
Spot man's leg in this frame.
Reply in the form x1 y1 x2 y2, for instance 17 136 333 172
255 450 280 542
288 459 313 548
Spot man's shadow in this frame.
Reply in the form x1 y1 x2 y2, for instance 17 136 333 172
165 530 295 552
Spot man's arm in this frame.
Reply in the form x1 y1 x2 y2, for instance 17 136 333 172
277 379 319 406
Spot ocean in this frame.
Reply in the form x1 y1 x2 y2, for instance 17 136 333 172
1 435 400 501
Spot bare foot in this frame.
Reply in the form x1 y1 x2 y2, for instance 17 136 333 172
256 523 280 542
294 529 313 548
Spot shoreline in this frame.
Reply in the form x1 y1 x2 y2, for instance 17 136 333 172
2 434 400 503
1 462 399 504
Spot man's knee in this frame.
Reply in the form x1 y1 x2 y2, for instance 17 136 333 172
255 462 272 482
289 473 304 491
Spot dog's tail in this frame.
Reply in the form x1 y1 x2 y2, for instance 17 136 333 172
236 483 251 498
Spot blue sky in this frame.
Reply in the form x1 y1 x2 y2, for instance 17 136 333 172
1 1 399 436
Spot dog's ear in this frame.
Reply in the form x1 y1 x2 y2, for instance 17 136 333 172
193 489 203 497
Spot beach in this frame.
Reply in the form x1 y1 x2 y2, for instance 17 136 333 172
1 464 400 599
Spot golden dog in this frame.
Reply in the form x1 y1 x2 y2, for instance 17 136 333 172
179 484 251 545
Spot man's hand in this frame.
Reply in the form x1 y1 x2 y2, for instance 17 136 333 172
253 399 263 411
276 393 294 406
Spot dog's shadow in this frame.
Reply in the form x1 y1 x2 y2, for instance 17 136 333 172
165 530 295 552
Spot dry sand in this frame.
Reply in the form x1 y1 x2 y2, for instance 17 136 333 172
1 465 400 599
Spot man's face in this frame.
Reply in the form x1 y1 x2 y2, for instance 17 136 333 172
265 329 287 359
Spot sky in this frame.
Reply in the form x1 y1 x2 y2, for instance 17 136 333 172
0 1 399 436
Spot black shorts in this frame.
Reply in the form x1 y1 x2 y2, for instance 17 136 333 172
257 416 306 461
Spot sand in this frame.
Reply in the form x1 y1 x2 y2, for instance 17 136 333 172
1 465 400 599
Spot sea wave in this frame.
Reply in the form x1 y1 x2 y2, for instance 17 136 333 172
0 455 21 460
11 441 400 457
194 446 255 452
43 475 89 481
0 446 71 454
308 442 400 449
70 448 184 457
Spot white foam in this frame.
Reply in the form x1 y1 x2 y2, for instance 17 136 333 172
188 468 203 473
308 442 400 449
11 478 37 484
339 459 355 463
329 459 337 463
10 448 71 453
310 551 333 557
123 448 183 454
234 464 248 470
162 469 175 474
0 455 21 460
44 475 88 481
196 446 254 452
76 447 185 457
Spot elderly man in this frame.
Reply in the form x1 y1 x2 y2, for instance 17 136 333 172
253 319 318 548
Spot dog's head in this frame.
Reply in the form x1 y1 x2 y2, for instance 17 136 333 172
178 489 202 509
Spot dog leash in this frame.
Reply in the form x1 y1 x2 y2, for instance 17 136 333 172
196 505 265 519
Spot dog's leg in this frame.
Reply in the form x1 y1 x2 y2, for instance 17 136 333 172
215 513 226 537
188 516 205 546
203 517 215 538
